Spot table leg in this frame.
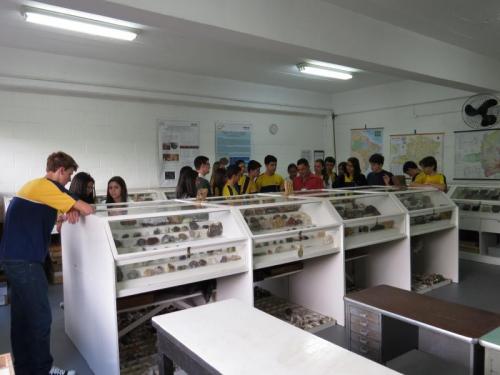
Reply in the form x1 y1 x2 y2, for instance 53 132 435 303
159 353 175 375
469 343 484 375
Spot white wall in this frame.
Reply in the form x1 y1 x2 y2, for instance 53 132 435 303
0 90 332 194
331 80 483 182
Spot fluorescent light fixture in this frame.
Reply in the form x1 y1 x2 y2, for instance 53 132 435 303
297 63 353 80
23 7 138 41
306 60 359 73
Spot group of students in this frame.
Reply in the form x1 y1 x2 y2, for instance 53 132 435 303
0 149 449 375
176 152 448 199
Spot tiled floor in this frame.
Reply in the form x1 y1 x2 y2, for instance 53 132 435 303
1 259 499 374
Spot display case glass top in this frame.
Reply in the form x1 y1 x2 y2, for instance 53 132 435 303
394 189 454 212
448 185 500 216
94 200 210 217
95 189 164 204
450 186 500 201
394 189 456 235
192 194 301 207
89 201 250 296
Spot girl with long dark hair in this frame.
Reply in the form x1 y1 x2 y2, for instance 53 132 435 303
335 157 367 188
176 166 198 199
106 176 128 203
69 172 96 204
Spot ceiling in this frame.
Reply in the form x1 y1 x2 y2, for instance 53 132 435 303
324 0 500 61
0 0 401 94
0 0 497 94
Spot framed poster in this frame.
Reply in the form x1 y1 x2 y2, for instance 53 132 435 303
158 120 200 187
454 129 500 180
351 128 384 175
389 133 444 176
215 122 252 165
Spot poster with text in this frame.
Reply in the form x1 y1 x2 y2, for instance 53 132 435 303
455 129 500 180
158 120 200 187
389 133 444 176
351 128 384 175
215 122 252 165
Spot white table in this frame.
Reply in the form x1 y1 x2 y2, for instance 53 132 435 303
152 299 400 375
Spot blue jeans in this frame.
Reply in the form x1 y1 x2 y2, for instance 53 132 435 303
2 261 53 375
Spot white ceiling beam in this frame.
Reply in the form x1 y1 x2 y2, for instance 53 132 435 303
104 0 500 92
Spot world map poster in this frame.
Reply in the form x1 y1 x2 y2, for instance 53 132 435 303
389 133 444 176
455 129 500 180
351 128 384 175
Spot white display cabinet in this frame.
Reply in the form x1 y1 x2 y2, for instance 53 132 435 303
301 191 408 250
95 188 166 204
449 185 500 265
187 194 346 328
155 187 177 200
270 190 411 295
335 187 459 293
391 189 459 292
393 189 457 237
62 201 252 375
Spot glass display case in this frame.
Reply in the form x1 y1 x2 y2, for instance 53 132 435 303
95 189 165 204
448 185 500 263
62 202 252 375
303 191 407 250
156 187 177 200
100 203 250 297
183 194 346 328
449 185 500 220
394 189 457 236
198 194 343 269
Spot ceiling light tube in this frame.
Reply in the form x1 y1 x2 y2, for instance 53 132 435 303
23 8 138 41
297 63 353 80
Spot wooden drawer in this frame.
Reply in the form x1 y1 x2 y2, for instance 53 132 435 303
350 338 381 362
350 315 381 341
349 305 380 323
351 331 380 350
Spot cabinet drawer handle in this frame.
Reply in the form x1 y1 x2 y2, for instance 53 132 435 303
360 321 368 327
360 347 369 354
359 313 367 318
359 338 368 345
360 329 368 336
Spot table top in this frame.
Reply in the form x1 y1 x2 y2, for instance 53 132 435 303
152 299 400 375
345 285 500 342
480 327 500 351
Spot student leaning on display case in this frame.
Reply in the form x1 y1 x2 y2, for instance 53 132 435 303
0 151 94 375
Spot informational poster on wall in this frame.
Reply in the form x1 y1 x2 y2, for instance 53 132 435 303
454 129 500 180
351 128 384 175
389 133 444 176
158 120 200 187
215 122 252 165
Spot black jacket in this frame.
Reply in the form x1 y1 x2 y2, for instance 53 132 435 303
334 174 368 188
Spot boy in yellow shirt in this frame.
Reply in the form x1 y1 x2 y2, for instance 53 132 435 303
256 155 284 192
238 160 261 194
410 156 447 191
223 165 241 197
